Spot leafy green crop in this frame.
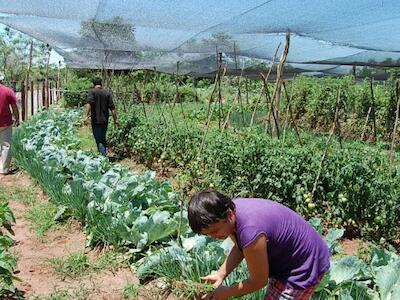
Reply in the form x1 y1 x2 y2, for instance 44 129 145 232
0 201 17 295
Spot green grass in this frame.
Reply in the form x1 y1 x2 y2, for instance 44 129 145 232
47 252 90 280
0 184 68 240
32 289 70 300
122 283 140 299
31 285 91 300
48 250 127 280
0 186 36 206
25 202 58 239
78 126 97 152
94 251 127 273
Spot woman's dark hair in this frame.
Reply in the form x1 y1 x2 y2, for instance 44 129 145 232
188 190 235 234
92 77 102 86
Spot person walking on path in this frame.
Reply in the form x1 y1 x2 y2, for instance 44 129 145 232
0 74 20 176
83 77 120 157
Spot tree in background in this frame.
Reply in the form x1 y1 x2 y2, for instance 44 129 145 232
79 16 137 85
0 27 53 87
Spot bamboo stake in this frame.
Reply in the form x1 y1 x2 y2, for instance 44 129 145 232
42 83 46 108
245 77 249 105
199 67 227 156
222 104 235 131
21 81 26 121
370 78 377 141
49 82 53 106
24 41 33 103
269 32 290 138
233 41 245 125
175 62 189 131
311 88 341 201
205 68 221 127
237 69 245 126
152 71 169 126
223 69 244 131
264 72 279 137
30 81 34 116
134 83 147 119
250 44 280 128
36 83 40 110
389 81 400 163
45 46 51 108
361 106 372 140
218 52 223 130
282 81 302 146
57 61 61 100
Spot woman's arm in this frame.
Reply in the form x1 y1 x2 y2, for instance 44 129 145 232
217 244 245 279
207 235 269 299
202 244 244 288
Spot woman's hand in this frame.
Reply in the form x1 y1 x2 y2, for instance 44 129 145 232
201 285 231 300
201 272 225 288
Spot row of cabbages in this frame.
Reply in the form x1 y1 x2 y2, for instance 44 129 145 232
14 109 184 250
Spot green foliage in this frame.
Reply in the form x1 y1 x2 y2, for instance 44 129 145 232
0 201 17 295
0 26 52 85
13 109 183 250
122 283 140 299
315 246 400 299
288 75 397 139
26 202 58 239
48 252 90 280
108 103 400 243
80 17 136 47
12 101 400 299
62 78 92 107
48 250 126 281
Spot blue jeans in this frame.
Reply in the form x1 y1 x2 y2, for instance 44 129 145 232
92 123 108 156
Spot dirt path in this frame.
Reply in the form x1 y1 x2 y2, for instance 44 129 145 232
1 171 139 300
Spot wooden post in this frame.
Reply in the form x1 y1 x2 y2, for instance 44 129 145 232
24 41 33 104
55 81 58 103
30 81 34 116
236 69 245 126
46 80 50 108
57 61 61 100
42 83 46 108
245 77 249 104
21 81 26 121
49 82 53 105
217 52 223 130
45 46 50 108
370 78 377 141
36 83 40 110
199 67 226 156
270 32 290 138
65 67 68 85
250 44 280 128
390 81 400 163
282 81 302 145
361 106 372 140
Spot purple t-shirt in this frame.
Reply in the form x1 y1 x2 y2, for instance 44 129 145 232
234 198 330 289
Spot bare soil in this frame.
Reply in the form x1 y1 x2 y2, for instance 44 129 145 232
341 239 364 255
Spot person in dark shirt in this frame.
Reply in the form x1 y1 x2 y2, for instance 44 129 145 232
83 77 120 157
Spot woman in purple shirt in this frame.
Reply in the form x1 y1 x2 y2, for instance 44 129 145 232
188 190 330 300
